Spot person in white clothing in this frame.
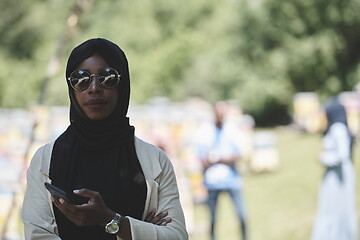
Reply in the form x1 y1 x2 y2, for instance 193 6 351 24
195 101 247 240
312 97 358 240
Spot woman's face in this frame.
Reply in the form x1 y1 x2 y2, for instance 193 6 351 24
74 54 118 120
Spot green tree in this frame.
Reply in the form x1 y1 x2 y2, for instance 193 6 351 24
2 0 360 126
233 0 360 124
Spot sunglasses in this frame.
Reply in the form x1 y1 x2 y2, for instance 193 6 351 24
67 68 121 91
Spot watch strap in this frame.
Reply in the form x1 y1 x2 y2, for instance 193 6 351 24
105 213 121 234
112 213 121 223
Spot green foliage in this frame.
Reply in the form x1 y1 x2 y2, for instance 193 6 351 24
0 0 39 59
1 0 360 125
230 0 360 124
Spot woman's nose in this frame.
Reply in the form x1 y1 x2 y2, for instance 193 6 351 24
87 74 102 93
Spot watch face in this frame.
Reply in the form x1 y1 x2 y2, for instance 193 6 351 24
106 223 119 234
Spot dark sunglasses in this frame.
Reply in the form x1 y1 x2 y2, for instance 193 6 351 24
67 68 121 91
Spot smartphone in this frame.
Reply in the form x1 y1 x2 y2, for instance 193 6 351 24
44 182 75 204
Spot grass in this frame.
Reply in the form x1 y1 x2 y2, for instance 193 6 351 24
189 127 360 240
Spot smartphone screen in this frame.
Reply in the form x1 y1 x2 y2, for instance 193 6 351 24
44 182 75 204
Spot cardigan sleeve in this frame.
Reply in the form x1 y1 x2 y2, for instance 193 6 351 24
22 145 61 240
126 150 188 240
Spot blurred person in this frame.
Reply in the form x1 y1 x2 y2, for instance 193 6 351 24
195 101 247 240
21 38 188 240
312 97 358 240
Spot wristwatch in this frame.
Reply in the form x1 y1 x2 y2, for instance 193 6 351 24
105 213 121 234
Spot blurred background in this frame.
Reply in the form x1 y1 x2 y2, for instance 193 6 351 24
0 0 360 239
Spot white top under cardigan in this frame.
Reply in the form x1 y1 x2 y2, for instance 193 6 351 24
22 137 188 240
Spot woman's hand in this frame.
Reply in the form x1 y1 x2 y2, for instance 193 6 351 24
51 188 115 227
145 208 172 226
52 189 172 227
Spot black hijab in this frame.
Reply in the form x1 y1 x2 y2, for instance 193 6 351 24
49 38 147 240
324 97 348 135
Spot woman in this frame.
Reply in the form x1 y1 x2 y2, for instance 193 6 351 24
312 97 357 240
22 38 188 240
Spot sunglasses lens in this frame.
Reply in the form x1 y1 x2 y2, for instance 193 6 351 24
69 70 91 91
98 68 120 88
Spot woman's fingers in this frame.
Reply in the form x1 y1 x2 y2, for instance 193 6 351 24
73 188 101 203
51 188 113 227
156 217 172 226
153 211 168 222
51 196 79 221
145 208 156 222
145 209 172 226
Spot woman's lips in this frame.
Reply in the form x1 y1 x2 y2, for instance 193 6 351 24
85 99 106 108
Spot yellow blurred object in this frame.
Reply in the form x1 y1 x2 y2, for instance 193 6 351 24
293 92 323 133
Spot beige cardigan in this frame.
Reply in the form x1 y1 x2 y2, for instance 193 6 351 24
22 137 188 240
